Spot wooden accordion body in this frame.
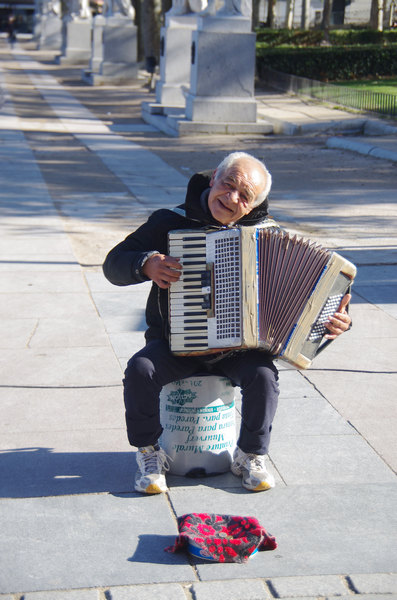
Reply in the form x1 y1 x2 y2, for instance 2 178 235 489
168 225 356 369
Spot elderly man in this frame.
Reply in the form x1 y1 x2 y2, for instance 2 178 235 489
103 152 351 494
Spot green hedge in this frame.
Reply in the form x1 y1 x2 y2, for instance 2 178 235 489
256 44 397 81
255 28 397 47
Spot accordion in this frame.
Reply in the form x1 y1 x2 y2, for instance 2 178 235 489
168 225 356 369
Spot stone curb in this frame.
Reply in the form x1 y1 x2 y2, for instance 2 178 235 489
326 137 397 163
3 573 395 600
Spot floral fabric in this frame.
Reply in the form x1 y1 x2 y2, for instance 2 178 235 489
165 513 277 563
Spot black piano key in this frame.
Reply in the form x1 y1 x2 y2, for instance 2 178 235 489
181 253 206 258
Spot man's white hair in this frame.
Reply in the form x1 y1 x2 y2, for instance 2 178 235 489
214 152 272 207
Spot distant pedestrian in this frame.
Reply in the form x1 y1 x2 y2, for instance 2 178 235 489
8 15 17 47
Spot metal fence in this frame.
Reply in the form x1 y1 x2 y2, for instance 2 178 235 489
261 68 397 118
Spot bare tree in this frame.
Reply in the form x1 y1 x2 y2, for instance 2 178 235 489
285 0 295 28
300 0 310 29
141 0 162 64
267 0 277 27
389 0 397 26
321 0 332 36
252 0 261 28
370 0 384 29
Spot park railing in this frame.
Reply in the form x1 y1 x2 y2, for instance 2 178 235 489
261 67 397 118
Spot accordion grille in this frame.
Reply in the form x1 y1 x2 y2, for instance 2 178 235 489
213 235 241 341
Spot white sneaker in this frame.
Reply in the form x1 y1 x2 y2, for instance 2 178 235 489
135 445 170 494
231 447 275 492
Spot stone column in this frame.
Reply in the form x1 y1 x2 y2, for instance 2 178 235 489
82 14 106 80
84 0 138 86
56 17 92 64
155 13 199 107
36 0 62 50
185 13 257 123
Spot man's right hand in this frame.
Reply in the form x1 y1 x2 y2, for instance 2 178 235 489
142 253 182 289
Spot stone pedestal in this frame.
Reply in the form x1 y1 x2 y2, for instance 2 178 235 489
90 14 105 74
185 15 256 123
141 13 272 136
56 17 92 65
37 14 62 50
155 13 198 108
84 15 138 86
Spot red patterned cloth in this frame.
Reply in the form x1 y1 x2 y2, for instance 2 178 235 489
165 513 277 563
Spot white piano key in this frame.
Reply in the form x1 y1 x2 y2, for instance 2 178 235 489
171 334 209 343
170 317 208 325
170 303 205 311
171 327 208 335
170 287 205 295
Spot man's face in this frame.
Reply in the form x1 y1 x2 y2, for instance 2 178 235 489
207 159 266 225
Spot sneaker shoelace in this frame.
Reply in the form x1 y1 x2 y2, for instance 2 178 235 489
242 452 266 472
141 448 170 475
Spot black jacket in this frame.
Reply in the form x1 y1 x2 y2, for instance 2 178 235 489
103 171 272 343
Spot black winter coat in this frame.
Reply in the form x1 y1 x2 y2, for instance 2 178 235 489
103 171 272 343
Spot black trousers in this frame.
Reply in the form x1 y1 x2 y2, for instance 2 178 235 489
123 339 279 455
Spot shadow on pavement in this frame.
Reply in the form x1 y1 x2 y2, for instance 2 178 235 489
0 447 248 498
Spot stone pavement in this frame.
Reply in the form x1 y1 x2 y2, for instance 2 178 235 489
0 37 396 600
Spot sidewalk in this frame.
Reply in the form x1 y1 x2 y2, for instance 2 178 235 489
0 39 396 599
255 89 397 162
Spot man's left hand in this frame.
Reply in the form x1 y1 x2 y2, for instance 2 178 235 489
324 293 352 340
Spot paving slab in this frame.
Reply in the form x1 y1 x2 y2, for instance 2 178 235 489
0 386 124 434
277 597 397 600
272 394 356 437
107 583 189 600
0 433 134 498
270 433 395 485
0 291 98 319
256 92 368 136
92 291 147 321
269 368 318 400
349 573 397 595
305 369 397 470
191 579 270 600
0 317 37 348
27 316 109 348
345 302 397 339
0 493 193 594
353 285 397 319
0 271 90 293
22 590 100 600
0 254 81 272
0 346 121 387
0 234 73 255
269 575 348 598
107 331 147 360
168 483 397 578
310 331 396 373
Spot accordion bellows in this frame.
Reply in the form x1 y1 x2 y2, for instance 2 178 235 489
168 225 356 369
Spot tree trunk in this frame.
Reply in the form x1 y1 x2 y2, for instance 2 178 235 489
252 0 261 29
285 0 295 28
300 0 310 29
267 0 277 27
389 0 396 27
321 0 332 31
141 0 162 63
370 0 384 30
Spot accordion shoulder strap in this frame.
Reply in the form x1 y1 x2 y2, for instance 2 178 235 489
172 207 186 217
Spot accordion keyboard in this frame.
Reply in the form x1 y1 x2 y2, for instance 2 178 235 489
168 231 211 352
